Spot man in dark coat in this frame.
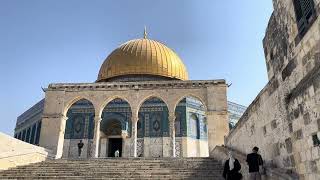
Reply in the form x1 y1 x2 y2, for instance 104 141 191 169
223 151 242 180
246 146 263 180
77 140 84 157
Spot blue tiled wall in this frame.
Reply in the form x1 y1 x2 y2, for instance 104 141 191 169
64 97 208 140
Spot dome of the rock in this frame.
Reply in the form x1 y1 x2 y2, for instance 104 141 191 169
97 38 188 82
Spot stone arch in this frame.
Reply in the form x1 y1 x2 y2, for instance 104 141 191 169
63 98 95 158
99 98 132 157
98 96 132 119
137 96 169 157
63 96 96 117
136 95 169 118
103 119 123 136
173 94 207 113
100 98 132 133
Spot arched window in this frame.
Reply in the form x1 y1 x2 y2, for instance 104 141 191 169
22 129 26 142
30 123 36 144
190 114 200 139
175 112 181 136
18 132 22 140
26 127 31 143
293 0 316 41
35 121 41 145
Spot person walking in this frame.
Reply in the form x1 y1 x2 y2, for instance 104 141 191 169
246 146 264 180
222 151 242 180
77 140 84 157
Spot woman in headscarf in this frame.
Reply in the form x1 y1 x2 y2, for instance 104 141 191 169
222 151 242 180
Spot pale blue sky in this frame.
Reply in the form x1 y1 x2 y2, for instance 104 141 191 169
0 0 273 135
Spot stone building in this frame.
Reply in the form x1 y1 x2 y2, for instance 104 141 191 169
14 32 229 159
225 0 320 179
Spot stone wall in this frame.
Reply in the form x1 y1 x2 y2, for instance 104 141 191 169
62 139 93 158
225 0 320 179
95 136 208 158
0 132 53 170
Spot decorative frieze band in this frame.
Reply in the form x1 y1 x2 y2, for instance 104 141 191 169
46 80 226 91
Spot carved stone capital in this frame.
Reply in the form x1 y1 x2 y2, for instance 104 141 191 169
132 116 139 123
168 114 176 122
94 117 102 122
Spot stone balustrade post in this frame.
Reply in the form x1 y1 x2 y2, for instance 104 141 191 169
131 116 138 157
169 114 176 157
92 117 102 158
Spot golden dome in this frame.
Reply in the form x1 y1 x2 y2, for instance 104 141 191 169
97 38 188 82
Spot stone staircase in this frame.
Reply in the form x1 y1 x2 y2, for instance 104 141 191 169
0 158 224 179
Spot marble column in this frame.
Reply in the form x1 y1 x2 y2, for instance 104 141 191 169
92 116 102 158
169 114 176 157
131 116 138 157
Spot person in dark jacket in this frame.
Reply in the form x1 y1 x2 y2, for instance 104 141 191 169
246 146 263 180
77 140 84 157
223 151 242 180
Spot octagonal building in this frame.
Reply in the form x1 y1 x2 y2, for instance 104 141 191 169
14 32 229 159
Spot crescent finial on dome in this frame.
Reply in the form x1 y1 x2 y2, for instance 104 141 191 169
144 26 147 39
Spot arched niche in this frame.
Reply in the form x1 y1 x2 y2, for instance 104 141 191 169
100 98 132 137
174 96 207 139
63 98 95 158
138 97 169 157
138 97 169 137
175 96 208 157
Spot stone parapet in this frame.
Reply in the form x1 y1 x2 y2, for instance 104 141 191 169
0 132 54 170
46 80 226 91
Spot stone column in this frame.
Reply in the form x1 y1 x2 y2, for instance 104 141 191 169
206 111 229 156
39 114 68 159
169 114 176 157
131 116 138 157
92 116 102 158
206 84 228 156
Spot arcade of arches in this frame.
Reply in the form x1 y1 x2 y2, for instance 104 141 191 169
62 96 209 158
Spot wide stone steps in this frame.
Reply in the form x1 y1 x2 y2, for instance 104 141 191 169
0 158 224 179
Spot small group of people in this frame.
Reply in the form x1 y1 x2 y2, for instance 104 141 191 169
222 146 264 180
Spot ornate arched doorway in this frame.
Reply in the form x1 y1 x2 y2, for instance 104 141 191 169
100 98 131 157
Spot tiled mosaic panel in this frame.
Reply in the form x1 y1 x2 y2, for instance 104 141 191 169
64 97 207 139
137 138 144 157
175 138 182 157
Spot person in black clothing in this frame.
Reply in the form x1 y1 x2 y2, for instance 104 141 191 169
77 140 84 157
222 151 242 180
246 146 263 180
